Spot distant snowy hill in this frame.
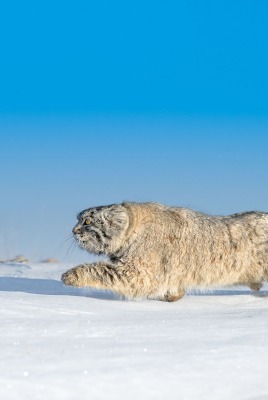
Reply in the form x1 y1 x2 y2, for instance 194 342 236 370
0 263 268 400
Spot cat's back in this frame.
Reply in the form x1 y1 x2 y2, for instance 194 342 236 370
223 210 268 224
222 210 268 243
167 206 268 230
124 201 268 236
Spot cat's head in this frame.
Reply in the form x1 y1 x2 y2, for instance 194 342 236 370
72 204 129 255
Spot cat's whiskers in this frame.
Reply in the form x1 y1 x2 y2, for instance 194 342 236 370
63 234 74 244
65 239 77 258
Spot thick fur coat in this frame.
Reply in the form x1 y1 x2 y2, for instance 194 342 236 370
62 202 268 301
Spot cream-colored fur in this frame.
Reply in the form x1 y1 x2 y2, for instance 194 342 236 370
62 202 268 301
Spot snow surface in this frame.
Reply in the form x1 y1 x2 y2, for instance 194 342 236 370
0 262 268 400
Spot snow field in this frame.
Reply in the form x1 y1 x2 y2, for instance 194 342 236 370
0 263 268 400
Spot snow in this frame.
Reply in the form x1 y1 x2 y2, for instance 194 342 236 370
0 262 268 400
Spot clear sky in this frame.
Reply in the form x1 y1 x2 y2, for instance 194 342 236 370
0 1 268 262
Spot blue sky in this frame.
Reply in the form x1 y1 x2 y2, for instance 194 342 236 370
1 0 268 116
0 1 268 261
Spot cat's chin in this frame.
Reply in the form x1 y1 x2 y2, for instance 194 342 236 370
76 239 104 255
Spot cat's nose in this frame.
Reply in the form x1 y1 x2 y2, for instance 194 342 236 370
73 226 81 235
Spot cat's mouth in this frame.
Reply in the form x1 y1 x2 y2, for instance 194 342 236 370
74 234 87 244
74 232 102 253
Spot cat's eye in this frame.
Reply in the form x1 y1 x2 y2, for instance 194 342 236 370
84 219 91 225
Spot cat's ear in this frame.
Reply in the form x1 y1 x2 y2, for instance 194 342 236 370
105 205 129 230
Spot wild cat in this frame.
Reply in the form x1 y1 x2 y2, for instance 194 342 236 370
62 202 268 301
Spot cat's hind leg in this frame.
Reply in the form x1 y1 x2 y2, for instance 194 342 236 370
248 282 263 292
159 290 185 302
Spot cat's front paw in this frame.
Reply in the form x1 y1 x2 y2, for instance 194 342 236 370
61 268 80 287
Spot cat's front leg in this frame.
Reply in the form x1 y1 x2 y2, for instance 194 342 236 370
61 262 137 297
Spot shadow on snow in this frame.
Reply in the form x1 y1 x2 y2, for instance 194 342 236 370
0 277 268 300
0 277 118 301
